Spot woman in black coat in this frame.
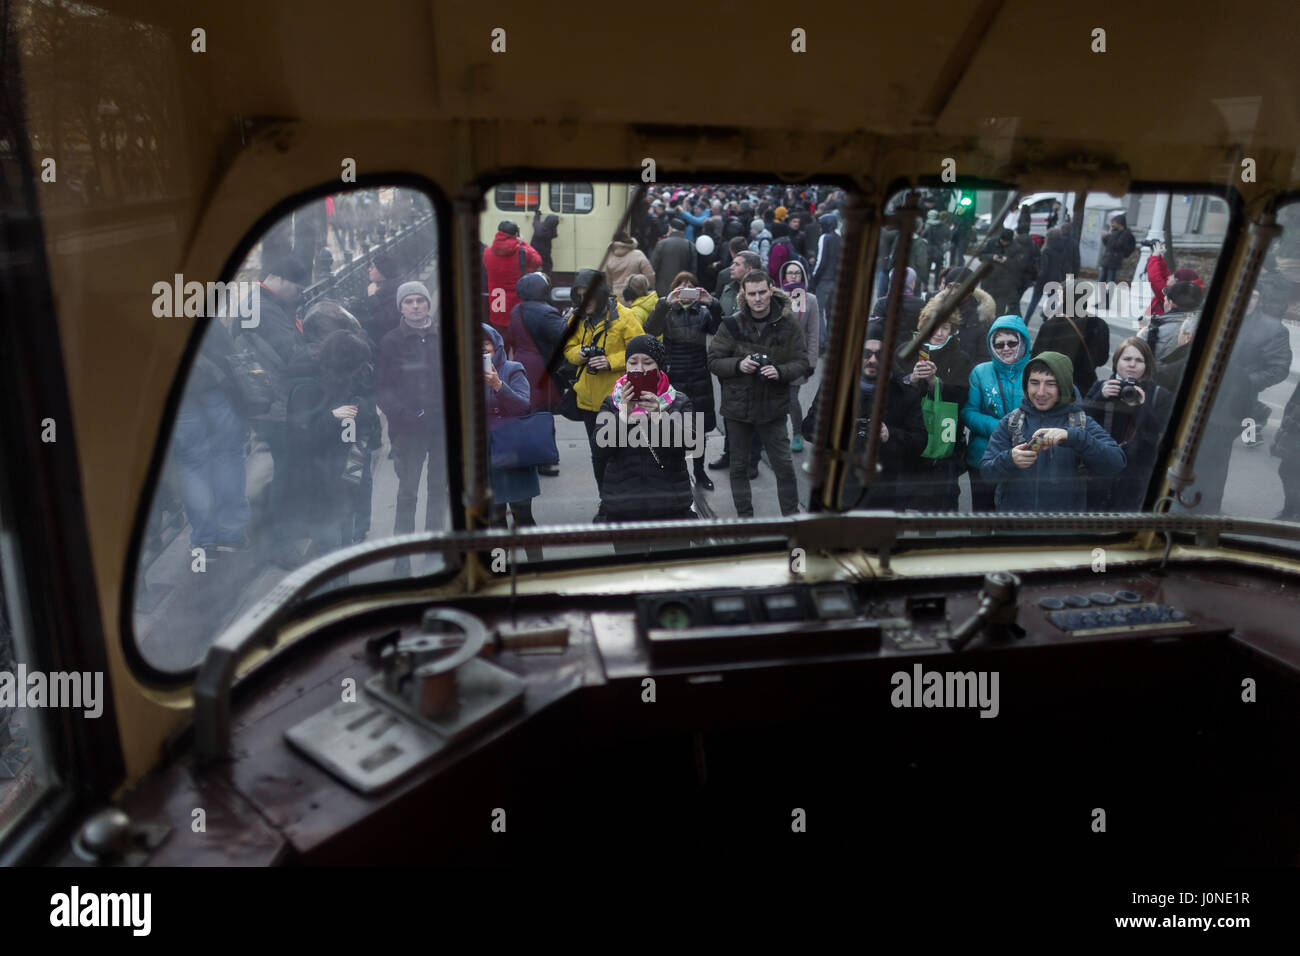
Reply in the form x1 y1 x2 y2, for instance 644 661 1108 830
593 335 698 552
899 315 972 512
1082 337 1170 510
643 271 721 490
286 329 382 574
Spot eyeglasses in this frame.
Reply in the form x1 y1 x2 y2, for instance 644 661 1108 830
993 340 1019 351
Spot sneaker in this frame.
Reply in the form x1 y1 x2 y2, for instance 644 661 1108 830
538 464 560 477
791 435 804 453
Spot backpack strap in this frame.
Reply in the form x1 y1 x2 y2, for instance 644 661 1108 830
1008 408 1026 447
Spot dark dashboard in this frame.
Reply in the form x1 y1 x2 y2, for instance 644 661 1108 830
88 559 1300 866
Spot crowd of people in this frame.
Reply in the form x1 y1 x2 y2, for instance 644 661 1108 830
165 185 1300 585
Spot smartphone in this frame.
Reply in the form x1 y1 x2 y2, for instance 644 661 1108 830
1027 435 1046 452
483 354 493 373
627 369 658 397
918 347 930 363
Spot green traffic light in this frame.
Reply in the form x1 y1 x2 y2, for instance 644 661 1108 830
960 197 972 206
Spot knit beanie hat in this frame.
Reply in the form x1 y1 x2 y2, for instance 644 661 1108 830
625 334 668 370
395 280 431 309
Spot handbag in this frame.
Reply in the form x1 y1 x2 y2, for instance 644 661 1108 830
489 412 559 468
920 378 959 460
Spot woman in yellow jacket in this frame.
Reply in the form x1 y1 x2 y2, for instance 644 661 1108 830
621 273 659 331
562 268 645 509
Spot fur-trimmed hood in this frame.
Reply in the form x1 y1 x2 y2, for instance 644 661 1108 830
917 285 996 330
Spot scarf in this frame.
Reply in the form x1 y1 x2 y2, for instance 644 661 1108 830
610 370 677 416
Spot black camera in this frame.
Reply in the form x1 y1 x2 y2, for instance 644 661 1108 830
1118 377 1142 406
580 345 606 360
1139 238 1162 249
749 353 769 370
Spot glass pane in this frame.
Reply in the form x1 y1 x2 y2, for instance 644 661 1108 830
549 183 594 214
486 181 844 564
843 187 1228 515
0 547 54 841
1179 201 1300 519
132 187 447 673
494 183 540 213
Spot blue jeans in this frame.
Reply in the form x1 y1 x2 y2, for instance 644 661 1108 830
172 388 250 545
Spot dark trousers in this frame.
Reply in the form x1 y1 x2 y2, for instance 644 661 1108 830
392 431 440 536
1279 455 1300 518
726 418 800 517
721 425 763 465
968 465 999 512
490 499 543 562
581 408 605 491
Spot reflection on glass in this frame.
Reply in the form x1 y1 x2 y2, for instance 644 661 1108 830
1183 202 1300 519
481 181 846 561
133 188 443 672
845 187 1227 516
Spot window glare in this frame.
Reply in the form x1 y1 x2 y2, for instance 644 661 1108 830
133 187 446 672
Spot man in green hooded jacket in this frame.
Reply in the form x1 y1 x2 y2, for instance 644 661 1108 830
979 351 1126 512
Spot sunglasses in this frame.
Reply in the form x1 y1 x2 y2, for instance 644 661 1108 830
994 340 1020 351
863 347 882 359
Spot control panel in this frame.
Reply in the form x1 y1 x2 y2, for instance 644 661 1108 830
636 584 880 664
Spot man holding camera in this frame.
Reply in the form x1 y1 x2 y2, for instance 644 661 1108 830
708 270 810 517
562 268 645 500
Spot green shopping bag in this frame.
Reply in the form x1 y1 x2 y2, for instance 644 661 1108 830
920 379 959 460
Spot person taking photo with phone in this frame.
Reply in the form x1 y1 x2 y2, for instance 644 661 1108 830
644 272 722 490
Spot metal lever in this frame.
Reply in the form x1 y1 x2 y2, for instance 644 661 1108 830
949 572 1024 650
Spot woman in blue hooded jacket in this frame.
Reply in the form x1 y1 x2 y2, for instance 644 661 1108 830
962 314 1032 511
482 323 543 561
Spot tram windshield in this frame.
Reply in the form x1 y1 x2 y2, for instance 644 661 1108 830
129 179 1276 675
841 187 1238 517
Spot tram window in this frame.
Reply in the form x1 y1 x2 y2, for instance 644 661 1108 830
0 518 56 842
549 183 594 214
1182 201 1300 523
483 180 846 563
843 186 1229 517
495 183 541 212
131 186 448 673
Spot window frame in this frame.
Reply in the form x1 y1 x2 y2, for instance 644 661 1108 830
548 182 594 215
0 133 123 864
495 182 541 213
120 175 464 689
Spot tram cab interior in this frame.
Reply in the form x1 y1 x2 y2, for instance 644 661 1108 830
3 0 1300 868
